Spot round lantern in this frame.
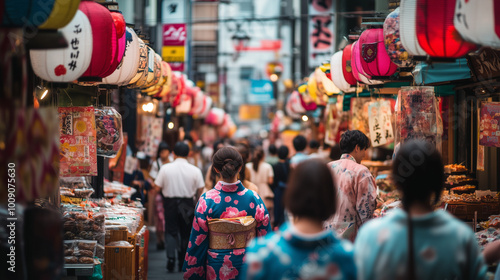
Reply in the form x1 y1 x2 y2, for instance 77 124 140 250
39 0 81 29
416 0 477 58
79 0 119 81
315 67 340 96
102 27 141 86
161 61 172 95
2 0 55 27
132 46 152 88
199 96 213 119
109 11 126 65
383 8 414 67
286 91 305 119
190 88 205 116
454 0 500 49
330 51 355 93
351 41 384 85
128 38 148 86
30 10 92 82
400 0 427 57
205 108 225 126
359 28 398 77
341 44 358 85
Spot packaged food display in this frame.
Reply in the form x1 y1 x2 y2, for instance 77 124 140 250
63 240 97 265
444 164 468 173
451 185 476 195
59 177 95 198
476 228 500 250
63 210 105 245
95 107 123 158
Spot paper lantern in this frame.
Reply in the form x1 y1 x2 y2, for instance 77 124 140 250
286 91 305 119
359 28 398 77
454 0 500 49
110 11 126 65
30 10 92 82
38 0 80 29
189 88 205 116
198 96 213 119
351 41 384 85
330 51 355 93
102 27 141 86
134 47 154 88
128 38 148 86
383 8 414 67
161 61 172 95
342 44 358 85
205 108 225 126
416 0 477 58
79 0 119 81
315 67 340 96
2 0 55 27
400 0 427 56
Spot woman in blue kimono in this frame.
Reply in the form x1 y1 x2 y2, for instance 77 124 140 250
242 158 357 280
183 147 271 280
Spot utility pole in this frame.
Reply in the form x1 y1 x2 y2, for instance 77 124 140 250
300 0 308 80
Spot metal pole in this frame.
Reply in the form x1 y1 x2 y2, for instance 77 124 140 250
300 0 309 79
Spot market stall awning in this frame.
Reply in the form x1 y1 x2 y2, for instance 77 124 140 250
413 58 472 85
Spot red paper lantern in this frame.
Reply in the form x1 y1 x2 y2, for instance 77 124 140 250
416 0 477 58
78 1 119 81
341 44 357 85
359 28 398 77
110 11 126 66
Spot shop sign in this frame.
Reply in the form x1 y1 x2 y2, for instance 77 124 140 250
239 105 262 121
162 23 186 63
368 100 394 147
249 79 274 104
479 102 500 147
468 48 500 82
309 0 335 68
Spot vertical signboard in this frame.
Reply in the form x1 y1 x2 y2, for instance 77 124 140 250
309 0 335 68
162 23 187 71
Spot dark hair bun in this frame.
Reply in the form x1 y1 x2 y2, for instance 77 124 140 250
212 147 244 180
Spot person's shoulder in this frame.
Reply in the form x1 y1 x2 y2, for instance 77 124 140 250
434 210 475 236
359 209 403 236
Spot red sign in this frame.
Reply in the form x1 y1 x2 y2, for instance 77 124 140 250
169 62 185 72
163 23 187 46
234 40 282 52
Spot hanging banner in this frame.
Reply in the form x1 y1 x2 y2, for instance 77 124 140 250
162 23 187 64
368 100 394 147
139 116 164 157
59 106 97 177
479 102 500 147
309 0 335 68
350 97 371 135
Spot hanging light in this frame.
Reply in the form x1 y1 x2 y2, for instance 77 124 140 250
128 38 149 86
132 46 153 88
454 0 500 49
39 0 81 29
168 122 175 129
30 10 93 82
416 0 477 59
341 44 358 86
351 41 384 85
1 0 56 27
400 0 428 57
359 28 398 77
383 7 414 67
302 115 309 122
102 27 141 85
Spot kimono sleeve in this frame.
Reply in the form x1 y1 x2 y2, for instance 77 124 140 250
252 193 271 236
240 239 269 280
356 171 377 225
183 196 210 280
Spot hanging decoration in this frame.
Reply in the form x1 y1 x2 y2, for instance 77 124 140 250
286 90 307 119
416 0 477 58
102 27 141 86
479 102 500 148
95 107 123 158
315 67 340 96
30 10 92 82
368 100 394 147
359 28 398 77
383 7 414 67
59 106 97 177
128 38 148 86
399 0 427 57
205 108 226 126
351 41 384 85
39 0 81 29
342 44 358 86
133 46 153 88
330 51 355 93
1 0 55 27
454 0 500 49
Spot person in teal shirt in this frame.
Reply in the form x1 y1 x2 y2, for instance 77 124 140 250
242 158 357 280
355 140 487 280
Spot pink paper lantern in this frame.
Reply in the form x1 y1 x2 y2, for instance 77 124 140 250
351 41 383 85
359 28 398 77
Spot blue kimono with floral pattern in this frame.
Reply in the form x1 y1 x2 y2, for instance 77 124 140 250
183 181 271 280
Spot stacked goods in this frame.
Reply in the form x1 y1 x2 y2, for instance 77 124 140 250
62 209 106 260
476 215 500 250
59 177 94 198
103 180 136 199
441 191 500 220
64 240 97 264
444 164 468 173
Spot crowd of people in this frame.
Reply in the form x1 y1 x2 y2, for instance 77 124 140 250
127 130 499 280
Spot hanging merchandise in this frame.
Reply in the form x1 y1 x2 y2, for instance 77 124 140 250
1 0 55 27
383 8 414 67
479 102 500 148
324 99 342 146
350 97 372 135
189 88 206 116
128 38 148 86
454 0 500 49
0 108 59 203
205 108 226 126
78 0 119 82
399 0 428 57
30 10 93 83
315 67 340 96
416 0 477 59
95 107 123 158
307 71 328 105
59 106 97 177
39 0 81 29
285 90 306 119
109 134 128 183
359 28 398 77
297 83 318 111
368 100 394 147
351 41 384 85
341 44 358 86
330 51 355 93
102 27 141 86
139 116 164 157
395 86 443 151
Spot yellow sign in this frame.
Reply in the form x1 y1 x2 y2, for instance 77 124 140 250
162 46 185 62
239 105 262 121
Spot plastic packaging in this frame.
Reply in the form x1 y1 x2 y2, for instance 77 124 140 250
95 107 123 158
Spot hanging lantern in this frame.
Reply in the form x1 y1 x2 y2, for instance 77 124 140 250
400 0 427 57
383 8 414 67
134 47 154 88
39 0 81 30
330 51 355 93
189 88 205 116
454 0 500 49
103 27 141 86
109 11 126 65
30 10 92 82
78 0 119 82
315 67 340 96
286 91 306 119
161 61 172 96
351 41 384 85
128 38 148 86
359 28 398 77
199 96 213 119
416 0 477 58
1 0 56 27
341 44 358 85
205 108 226 126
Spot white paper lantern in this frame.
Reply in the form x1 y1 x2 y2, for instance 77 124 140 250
190 88 205 116
128 38 148 86
330 51 355 93
102 27 141 86
199 96 213 118
454 0 500 49
400 0 427 56
205 107 225 126
30 10 92 82
315 67 340 95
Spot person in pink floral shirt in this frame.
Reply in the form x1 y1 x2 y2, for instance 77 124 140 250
183 147 271 280
324 130 377 241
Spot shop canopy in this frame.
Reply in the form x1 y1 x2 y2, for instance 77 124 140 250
413 58 472 86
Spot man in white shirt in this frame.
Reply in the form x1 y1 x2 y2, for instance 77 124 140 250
154 141 205 273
